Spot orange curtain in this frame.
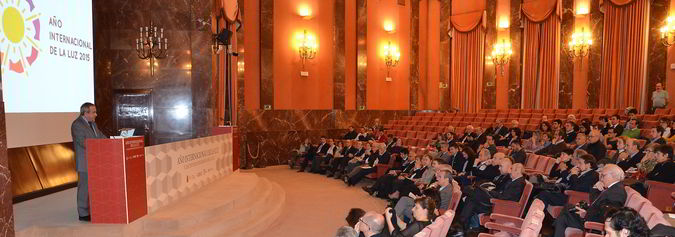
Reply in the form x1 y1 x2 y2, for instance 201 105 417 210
521 0 561 109
451 14 485 113
599 0 649 110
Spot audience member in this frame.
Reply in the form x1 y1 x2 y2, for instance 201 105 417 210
552 164 627 237
609 115 625 136
647 127 666 146
652 82 669 114
620 119 641 138
509 140 526 164
490 119 509 138
564 121 578 144
298 137 329 172
603 207 650 237
345 143 390 186
393 165 453 222
290 138 311 168
345 208 366 228
536 130 567 156
362 151 418 198
586 130 607 161
384 197 436 237
355 211 386 237
597 116 610 135
617 139 644 171
344 126 358 140
459 159 525 230
447 144 468 173
646 144 675 183
534 154 598 210
335 226 358 237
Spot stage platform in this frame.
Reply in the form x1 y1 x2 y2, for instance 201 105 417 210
14 172 285 237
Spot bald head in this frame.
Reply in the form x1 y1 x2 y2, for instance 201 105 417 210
493 152 506 160
364 211 384 233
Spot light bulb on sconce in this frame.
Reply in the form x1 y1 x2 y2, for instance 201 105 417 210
576 3 590 15
295 30 318 77
491 39 513 75
568 27 593 59
298 4 313 19
383 20 395 33
382 41 401 81
660 16 675 47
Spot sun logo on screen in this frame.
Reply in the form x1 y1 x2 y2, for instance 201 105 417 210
0 0 40 76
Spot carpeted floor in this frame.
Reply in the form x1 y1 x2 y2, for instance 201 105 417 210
246 165 387 237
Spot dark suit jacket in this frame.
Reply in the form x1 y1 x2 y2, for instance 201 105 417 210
568 170 599 192
449 152 468 173
564 131 578 144
647 161 675 183
71 116 107 173
618 151 645 171
549 161 572 179
511 149 527 164
587 183 627 222
491 126 509 138
472 163 500 182
490 176 526 201
585 141 607 161
343 131 358 140
409 166 428 179
536 141 567 157
610 124 624 138
648 137 667 146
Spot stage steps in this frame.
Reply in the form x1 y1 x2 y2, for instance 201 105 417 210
15 172 286 237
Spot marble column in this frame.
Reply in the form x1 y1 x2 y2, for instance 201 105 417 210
587 0 603 108
334 0 346 110
647 0 669 111
484 0 498 109
560 0 575 109
439 0 451 110
0 69 14 237
508 0 523 108
356 0 367 110
260 0 274 109
410 0 420 110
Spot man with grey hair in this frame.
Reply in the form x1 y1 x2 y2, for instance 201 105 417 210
552 164 627 237
71 102 107 221
617 138 644 170
355 211 385 237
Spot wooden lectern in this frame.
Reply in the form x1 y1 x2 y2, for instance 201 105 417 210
86 136 147 223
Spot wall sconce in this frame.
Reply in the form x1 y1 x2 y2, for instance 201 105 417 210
383 20 395 33
660 16 675 47
383 41 400 81
498 17 509 30
295 30 318 77
491 39 513 75
568 27 592 59
298 4 312 19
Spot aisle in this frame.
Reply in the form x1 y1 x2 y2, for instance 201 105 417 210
246 166 388 237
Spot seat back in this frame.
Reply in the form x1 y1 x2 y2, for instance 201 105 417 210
646 211 670 229
638 204 664 229
518 181 535 218
533 156 550 174
451 188 462 212
438 210 455 237
524 154 539 170
625 186 641 206
427 217 445 237
626 195 650 211
646 180 675 212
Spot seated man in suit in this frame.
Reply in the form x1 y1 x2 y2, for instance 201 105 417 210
346 143 390 186
564 121 579 144
571 133 588 152
458 158 526 230
585 130 607 161
342 142 371 176
490 119 509 139
310 139 337 173
620 118 641 139
534 154 599 210
448 144 468 174
509 140 526 164
362 150 418 198
388 156 438 199
552 164 627 237
477 135 497 157
469 127 487 152
646 127 667 146
466 151 503 183
609 115 625 136
617 139 644 171
298 137 329 172
460 125 477 144
436 143 452 162
327 140 355 177
343 126 358 140
536 130 567 157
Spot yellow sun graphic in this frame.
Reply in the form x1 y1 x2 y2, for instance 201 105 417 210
0 0 41 76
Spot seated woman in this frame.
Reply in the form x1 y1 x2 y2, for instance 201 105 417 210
388 155 437 199
384 197 437 237
645 144 675 183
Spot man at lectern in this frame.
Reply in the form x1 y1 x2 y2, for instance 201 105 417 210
71 102 107 221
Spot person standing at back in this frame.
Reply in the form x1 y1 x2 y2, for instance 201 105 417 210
652 83 669 114
71 102 107 221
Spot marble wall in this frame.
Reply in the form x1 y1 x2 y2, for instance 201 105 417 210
587 0 603 108
559 0 575 109
646 0 670 110
93 0 216 145
508 0 523 108
0 73 15 236
439 0 452 110
237 110 411 167
484 0 498 109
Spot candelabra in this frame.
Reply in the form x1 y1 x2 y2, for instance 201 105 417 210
491 39 513 75
568 27 592 59
383 41 400 80
136 21 168 75
297 30 317 75
660 16 675 47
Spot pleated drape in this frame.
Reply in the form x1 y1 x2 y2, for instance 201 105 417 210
521 0 561 109
599 0 649 110
451 25 485 113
